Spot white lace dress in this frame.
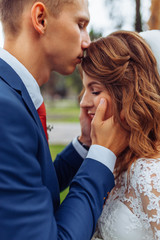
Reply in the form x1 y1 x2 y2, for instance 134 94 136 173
92 158 160 240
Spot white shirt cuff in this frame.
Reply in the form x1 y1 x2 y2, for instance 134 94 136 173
86 145 116 172
72 137 88 159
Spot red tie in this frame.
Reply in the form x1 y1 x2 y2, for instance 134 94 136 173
37 102 48 142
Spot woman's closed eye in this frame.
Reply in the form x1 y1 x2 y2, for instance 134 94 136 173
92 91 101 95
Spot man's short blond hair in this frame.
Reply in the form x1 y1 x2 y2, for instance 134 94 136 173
0 0 74 34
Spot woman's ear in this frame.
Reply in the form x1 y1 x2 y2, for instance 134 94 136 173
31 2 47 34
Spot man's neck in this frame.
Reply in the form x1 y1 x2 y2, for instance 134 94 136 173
3 36 50 87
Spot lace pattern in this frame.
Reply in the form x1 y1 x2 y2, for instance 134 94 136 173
92 158 160 240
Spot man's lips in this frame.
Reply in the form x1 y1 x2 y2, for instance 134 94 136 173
76 56 83 63
77 54 84 60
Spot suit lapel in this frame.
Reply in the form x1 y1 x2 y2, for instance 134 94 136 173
0 58 60 209
0 58 47 144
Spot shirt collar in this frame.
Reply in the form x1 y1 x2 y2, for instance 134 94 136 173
0 47 43 109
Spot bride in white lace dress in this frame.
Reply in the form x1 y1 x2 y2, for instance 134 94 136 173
80 30 160 240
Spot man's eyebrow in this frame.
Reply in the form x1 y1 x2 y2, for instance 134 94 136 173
78 13 90 24
81 17 89 24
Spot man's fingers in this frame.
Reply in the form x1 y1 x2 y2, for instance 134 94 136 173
93 98 107 123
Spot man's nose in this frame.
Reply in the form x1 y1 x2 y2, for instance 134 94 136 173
81 31 91 49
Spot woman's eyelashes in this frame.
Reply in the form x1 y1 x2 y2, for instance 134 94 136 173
91 91 101 95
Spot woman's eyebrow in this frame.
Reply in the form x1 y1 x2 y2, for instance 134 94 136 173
87 81 101 88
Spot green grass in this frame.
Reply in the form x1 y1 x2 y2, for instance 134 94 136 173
49 144 69 203
49 144 66 159
46 99 80 123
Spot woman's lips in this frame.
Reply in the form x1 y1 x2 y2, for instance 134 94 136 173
88 113 95 119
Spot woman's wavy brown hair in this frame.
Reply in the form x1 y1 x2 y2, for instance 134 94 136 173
81 30 160 178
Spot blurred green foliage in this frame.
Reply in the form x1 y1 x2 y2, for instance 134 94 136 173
46 99 80 123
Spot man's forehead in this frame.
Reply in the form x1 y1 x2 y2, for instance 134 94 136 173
75 0 90 21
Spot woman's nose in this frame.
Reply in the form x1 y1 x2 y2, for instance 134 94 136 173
80 93 92 108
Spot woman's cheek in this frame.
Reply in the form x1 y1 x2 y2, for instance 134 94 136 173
95 96 113 120
105 99 114 120
105 107 113 120
102 97 113 120
95 97 102 109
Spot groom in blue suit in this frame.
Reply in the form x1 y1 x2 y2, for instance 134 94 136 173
0 0 127 239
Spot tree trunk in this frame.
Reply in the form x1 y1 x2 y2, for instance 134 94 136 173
135 0 142 32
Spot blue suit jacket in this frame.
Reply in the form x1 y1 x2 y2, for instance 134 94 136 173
0 58 115 240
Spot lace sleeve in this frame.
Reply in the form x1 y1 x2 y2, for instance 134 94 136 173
131 158 160 239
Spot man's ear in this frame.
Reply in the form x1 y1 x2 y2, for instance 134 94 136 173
31 2 47 34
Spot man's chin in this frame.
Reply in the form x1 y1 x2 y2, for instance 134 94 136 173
59 66 76 76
